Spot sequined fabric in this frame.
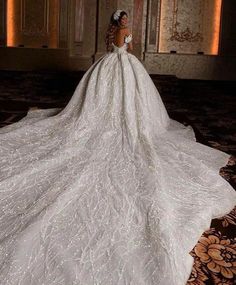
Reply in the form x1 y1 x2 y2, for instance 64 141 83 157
0 36 236 285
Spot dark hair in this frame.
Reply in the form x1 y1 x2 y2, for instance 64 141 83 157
110 11 128 26
105 10 128 52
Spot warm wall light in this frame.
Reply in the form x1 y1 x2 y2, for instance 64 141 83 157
6 0 15 46
159 0 222 55
6 0 59 48
211 0 222 55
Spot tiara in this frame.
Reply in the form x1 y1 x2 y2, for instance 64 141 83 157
113 9 123 21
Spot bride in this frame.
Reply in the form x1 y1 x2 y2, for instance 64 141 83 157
0 9 235 285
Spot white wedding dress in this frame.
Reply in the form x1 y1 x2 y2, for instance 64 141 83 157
0 34 236 285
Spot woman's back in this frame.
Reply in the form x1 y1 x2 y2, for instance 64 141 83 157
113 27 129 47
105 22 133 52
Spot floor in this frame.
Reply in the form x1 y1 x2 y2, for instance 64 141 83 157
0 70 235 285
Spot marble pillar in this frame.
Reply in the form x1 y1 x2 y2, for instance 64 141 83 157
69 0 97 61
145 0 161 53
95 0 118 60
59 0 69 48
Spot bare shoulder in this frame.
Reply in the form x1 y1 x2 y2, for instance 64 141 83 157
117 26 131 36
114 26 132 47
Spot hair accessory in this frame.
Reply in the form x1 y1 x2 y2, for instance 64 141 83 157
113 9 123 21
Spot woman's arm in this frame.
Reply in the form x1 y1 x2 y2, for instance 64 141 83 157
124 28 133 52
127 41 133 52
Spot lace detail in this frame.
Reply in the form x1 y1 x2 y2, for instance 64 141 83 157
0 39 235 285
111 42 128 54
111 34 132 54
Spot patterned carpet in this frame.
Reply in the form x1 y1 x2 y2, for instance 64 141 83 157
0 70 235 284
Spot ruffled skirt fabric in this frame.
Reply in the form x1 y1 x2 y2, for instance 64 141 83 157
0 51 235 285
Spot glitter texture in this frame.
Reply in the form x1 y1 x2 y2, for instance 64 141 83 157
0 36 236 285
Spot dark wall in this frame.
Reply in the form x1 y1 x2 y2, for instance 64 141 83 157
219 0 236 56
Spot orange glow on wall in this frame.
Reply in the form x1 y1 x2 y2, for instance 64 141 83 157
7 0 15 46
211 0 222 55
6 0 59 48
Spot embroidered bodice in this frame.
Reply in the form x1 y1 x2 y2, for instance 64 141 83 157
111 34 132 54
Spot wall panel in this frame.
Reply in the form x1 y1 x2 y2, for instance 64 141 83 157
0 0 6 46
7 0 59 48
159 0 222 55
219 0 236 56
146 0 161 52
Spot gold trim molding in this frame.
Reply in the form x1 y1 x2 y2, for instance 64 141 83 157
170 0 203 42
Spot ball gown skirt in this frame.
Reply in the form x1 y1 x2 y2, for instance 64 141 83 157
0 41 236 285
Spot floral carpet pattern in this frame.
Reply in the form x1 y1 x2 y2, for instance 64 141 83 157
0 70 235 285
187 214 236 285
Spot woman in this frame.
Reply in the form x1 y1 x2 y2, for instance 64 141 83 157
0 9 235 285
105 10 133 52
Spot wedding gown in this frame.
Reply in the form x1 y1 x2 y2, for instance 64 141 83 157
0 34 236 285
